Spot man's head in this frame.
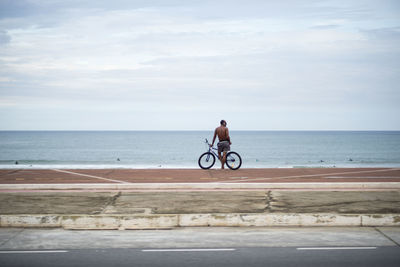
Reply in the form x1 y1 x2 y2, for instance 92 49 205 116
220 120 227 126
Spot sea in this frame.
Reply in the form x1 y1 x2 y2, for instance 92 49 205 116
0 131 399 169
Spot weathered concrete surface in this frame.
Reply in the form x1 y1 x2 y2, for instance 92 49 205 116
0 227 398 249
108 192 268 214
269 191 400 214
1 191 400 228
0 215 61 228
1 191 400 215
0 192 116 214
376 227 400 245
2 213 400 228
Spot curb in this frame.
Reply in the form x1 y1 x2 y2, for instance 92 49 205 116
1 213 399 229
2 182 400 190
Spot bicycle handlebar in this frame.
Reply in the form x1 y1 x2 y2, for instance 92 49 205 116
205 138 217 150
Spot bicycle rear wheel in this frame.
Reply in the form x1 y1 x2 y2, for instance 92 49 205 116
198 152 216 169
226 151 242 170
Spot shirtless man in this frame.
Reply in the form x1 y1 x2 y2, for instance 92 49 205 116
210 120 232 169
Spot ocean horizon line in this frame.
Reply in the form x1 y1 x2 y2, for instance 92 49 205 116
1 130 400 132
1 131 399 169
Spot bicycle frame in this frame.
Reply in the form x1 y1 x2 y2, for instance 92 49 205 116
200 138 242 170
205 138 220 158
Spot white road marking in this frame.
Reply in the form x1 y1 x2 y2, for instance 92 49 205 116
0 250 68 254
142 248 236 252
51 169 130 184
326 176 400 179
219 168 400 183
297 247 377 250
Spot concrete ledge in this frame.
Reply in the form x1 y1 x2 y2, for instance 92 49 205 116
62 215 179 230
2 182 400 190
179 214 365 227
362 214 400 226
1 213 399 229
0 215 61 228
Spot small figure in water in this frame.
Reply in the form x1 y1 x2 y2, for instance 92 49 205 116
15 161 18 165
117 158 120 161
349 158 353 162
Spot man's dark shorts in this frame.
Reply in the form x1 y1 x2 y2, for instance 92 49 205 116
217 141 230 154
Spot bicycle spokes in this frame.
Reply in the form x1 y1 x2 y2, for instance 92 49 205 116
225 152 242 170
198 152 216 169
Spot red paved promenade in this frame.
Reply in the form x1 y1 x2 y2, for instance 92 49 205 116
1 168 399 184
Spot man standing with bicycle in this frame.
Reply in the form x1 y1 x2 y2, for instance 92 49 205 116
210 120 232 169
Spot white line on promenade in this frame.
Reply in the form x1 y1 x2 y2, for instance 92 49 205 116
1 182 400 190
51 169 130 184
218 168 400 183
0 250 68 254
142 248 236 252
326 176 400 179
297 247 377 250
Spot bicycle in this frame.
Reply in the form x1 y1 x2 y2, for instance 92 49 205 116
198 138 242 170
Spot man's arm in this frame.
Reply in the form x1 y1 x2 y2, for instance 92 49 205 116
211 129 217 147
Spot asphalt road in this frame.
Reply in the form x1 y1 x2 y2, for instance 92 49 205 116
0 247 399 267
0 227 399 267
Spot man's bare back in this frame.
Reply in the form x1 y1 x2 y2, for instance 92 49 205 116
215 125 230 142
211 120 231 169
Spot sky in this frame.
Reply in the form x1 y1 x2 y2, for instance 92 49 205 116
0 0 399 130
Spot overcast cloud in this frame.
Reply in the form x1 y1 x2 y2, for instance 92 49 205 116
0 0 399 130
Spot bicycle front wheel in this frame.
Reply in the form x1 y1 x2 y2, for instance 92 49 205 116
226 151 242 170
198 152 216 169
